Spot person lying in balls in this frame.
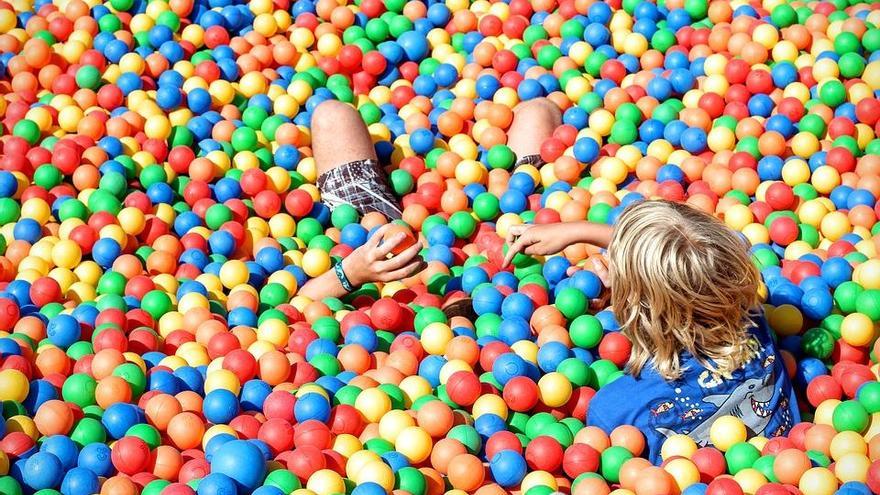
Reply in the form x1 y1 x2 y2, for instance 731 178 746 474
299 97 564 308
504 200 799 462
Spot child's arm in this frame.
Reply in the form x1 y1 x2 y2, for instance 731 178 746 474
502 221 613 267
299 225 424 300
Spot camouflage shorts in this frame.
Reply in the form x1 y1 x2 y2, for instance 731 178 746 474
516 154 545 167
316 154 544 221
317 159 403 220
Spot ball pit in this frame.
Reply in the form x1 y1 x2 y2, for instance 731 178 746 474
0 0 878 493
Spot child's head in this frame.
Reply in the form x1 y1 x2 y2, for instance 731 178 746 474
607 200 760 380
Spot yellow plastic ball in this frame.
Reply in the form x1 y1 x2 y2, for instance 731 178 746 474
708 415 747 452
733 468 767 494
204 369 241 395
472 394 508 420
219 260 249 289
834 452 870 483
454 159 486 185
660 434 698 461
782 159 811 185
767 304 803 337
117 207 146 235
256 319 290 347
537 372 572 408
814 399 841 426
840 312 875 347
399 376 432 406
357 461 395 491
798 467 837 495
355 388 392 423
830 431 867 461
864 61 880 91
21 198 50 224
798 200 830 228
521 471 557 493
0 369 29 402
663 458 700 491
791 133 821 158
346 450 381 480
306 469 346 495
302 249 331 278
395 426 433 463
811 166 841 194
51 239 82 270
723 204 753 231
857 259 880 290
378 410 415 443
420 322 454 356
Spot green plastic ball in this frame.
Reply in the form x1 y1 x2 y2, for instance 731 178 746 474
556 287 588 320
724 442 760 475
61 373 97 408
600 446 632 483
832 400 869 433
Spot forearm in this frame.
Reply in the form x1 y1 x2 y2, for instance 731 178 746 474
564 221 613 248
297 268 350 300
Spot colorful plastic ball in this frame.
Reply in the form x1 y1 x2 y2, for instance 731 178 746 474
23 452 63 490
0 369 29 402
210 440 266 490
46 314 81 349
709 416 747 452
490 450 528 487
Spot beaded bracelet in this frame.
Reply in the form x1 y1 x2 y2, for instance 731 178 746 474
334 261 354 292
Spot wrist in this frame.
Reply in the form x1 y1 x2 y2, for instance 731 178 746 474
341 256 365 287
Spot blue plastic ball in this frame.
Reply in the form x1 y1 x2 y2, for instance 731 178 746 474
490 450 528 487
209 440 267 490
23 452 63 490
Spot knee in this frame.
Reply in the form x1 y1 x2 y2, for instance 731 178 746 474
311 100 360 133
514 97 562 120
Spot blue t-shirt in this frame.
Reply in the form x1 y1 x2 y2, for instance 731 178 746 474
587 315 800 464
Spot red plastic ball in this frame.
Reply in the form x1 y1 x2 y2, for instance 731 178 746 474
502 376 539 412
692 447 726 483
765 183 795 211
598 333 632 367
446 371 481 406
485 431 522 460
111 436 152 475
562 443 600 478
524 436 563 472
706 477 744 495
294 420 332 449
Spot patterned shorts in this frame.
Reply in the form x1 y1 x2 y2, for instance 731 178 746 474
316 154 546 221
516 154 545 167
317 159 403 220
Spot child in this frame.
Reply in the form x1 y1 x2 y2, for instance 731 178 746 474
299 97 562 301
504 200 799 463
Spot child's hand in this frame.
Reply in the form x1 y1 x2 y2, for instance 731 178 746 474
502 223 578 267
343 224 425 286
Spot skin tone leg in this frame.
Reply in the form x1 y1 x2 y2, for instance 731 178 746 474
506 97 563 160
300 98 565 302
299 101 423 301
310 99 378 176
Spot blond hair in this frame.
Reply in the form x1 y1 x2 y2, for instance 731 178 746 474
607 200 760 380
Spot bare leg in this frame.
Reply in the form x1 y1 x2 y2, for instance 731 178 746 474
311 99 377 175
506 97 563 160
310 99 402 220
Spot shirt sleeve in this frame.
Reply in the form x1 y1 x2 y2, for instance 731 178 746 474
586 395 617 434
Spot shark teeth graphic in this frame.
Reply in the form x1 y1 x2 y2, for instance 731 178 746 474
751 396 772 417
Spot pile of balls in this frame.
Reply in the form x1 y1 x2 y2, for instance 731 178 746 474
0 0 879 493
